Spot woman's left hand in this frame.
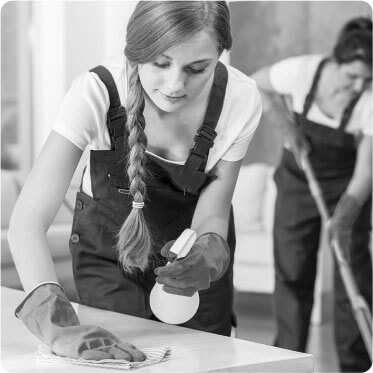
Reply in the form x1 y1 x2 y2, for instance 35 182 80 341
328 193 362 262
154 233 230 296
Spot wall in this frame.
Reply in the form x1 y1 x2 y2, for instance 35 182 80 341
64 1 137 185
65 2 105 88
1 2 18 168
229 1 372 166
65 1 137 87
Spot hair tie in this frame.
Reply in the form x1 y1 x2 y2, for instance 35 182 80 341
132 201 144 209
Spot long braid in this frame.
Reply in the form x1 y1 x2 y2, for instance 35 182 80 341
116 64 152 273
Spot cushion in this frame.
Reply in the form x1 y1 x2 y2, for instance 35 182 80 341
262 168 277 233
232 163 269 231
1 170 19 228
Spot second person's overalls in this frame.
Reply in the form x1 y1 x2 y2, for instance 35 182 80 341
69 62 236 336
273 58 372 372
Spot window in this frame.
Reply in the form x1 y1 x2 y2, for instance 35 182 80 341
1 2 32 173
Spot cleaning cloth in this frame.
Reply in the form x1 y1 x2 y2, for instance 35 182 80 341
36 344 171 370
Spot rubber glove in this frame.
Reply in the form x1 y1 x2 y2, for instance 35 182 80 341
328 193 362 262
15 283 146 361
154 232 230 297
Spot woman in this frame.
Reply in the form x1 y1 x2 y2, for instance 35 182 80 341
8 1 262 361
252 17 372 372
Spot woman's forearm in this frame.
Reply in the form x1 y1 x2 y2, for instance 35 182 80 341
252 67 295 135
190 160 241 241
191 214 230 240
346 174 372 205
345 135 372 205
258 89 300 143
8 224 58 292
7 132 83 293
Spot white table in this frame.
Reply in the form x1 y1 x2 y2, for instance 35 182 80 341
1 287 314 372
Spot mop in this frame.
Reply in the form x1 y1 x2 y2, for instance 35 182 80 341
280 95 373 360
300 150 372 360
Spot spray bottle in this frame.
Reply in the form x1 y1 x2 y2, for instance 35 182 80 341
150 229 199 324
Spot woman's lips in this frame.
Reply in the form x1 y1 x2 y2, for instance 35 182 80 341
159 91 186 103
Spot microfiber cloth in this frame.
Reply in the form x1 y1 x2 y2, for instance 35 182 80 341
35 344 171 370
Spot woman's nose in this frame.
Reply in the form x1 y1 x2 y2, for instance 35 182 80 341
164 68 186 94
353 78 365 93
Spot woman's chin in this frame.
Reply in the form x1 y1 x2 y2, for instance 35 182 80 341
152 97 188 113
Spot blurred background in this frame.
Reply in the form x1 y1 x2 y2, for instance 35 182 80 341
1 2 371 372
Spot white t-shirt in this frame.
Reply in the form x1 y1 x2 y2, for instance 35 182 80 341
53 54 262 196
269 54 372 136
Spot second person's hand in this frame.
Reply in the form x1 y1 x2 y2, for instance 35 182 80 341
279 94 312 169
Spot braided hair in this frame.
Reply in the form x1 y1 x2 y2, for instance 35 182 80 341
117 1 232 273
116 63 150 273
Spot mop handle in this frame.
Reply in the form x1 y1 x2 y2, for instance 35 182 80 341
300 154 330 221
300 152 373 360
334 238 373 359
301 154 357 266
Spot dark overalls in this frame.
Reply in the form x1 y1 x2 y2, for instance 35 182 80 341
69 62 236 336
273 58 372 372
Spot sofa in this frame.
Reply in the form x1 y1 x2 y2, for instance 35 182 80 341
232 163 276 293
232 162 333 324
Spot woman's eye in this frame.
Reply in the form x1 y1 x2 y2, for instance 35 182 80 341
153 62 169 69
347 73 357 80
152 62 207 75
187 67 206 75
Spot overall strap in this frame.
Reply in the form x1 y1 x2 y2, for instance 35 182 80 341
302 58 329 118
181 62 228 178
339 91 362 131
89 65 127 151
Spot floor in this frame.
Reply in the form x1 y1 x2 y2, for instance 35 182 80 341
233 291 339 373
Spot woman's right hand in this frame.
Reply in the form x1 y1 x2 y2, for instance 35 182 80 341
15 283 146 361
283 123 311 169
327 193 362 263
259 90 311 168
155 233 230 296
278 94 311 168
